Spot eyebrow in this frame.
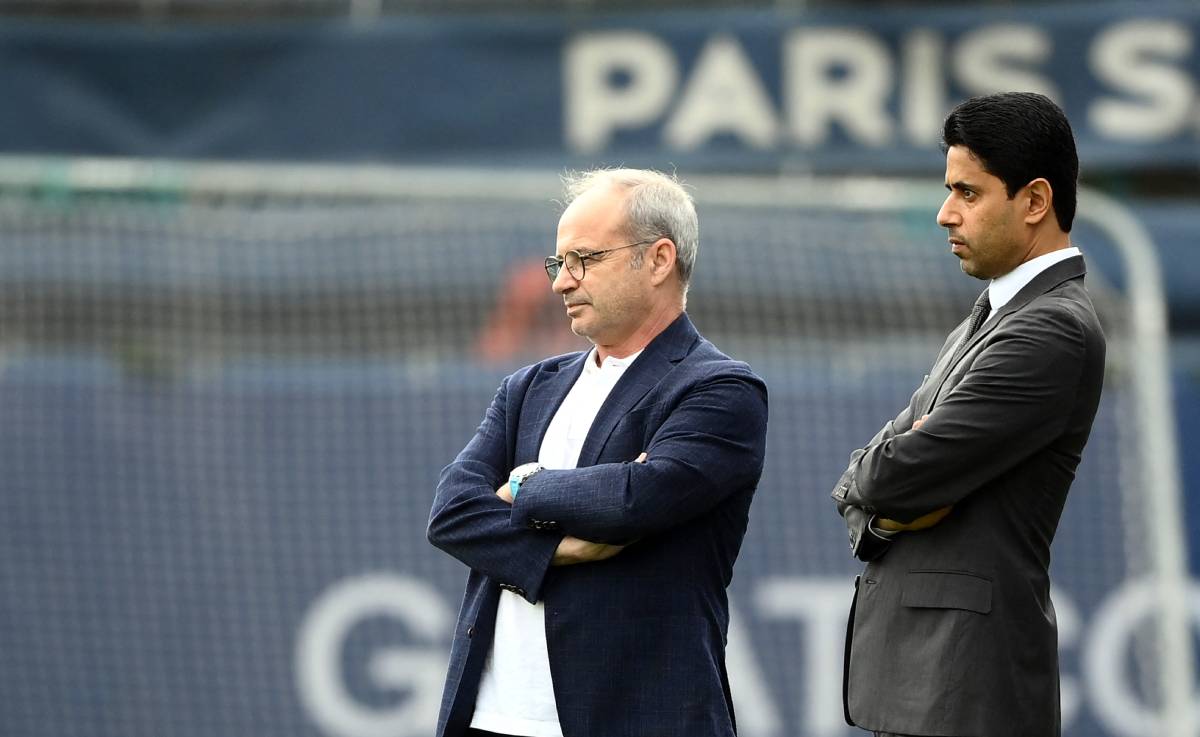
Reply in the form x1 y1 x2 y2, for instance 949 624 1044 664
946 180 977 192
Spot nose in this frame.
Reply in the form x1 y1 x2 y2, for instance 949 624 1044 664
936 194 959 229
551 264 577 295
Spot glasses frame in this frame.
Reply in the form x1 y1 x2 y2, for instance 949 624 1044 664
544 239 656 283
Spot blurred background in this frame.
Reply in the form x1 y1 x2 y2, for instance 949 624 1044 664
0 1 1196 736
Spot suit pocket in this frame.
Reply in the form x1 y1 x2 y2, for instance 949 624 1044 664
900 570 992 614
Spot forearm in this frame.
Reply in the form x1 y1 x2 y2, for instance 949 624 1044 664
513 375 767 542
839 325 1083 521
512 447 761 544
429 448 565 598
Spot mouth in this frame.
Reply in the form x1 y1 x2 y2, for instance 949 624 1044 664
565 302 588 315
948 237 967 256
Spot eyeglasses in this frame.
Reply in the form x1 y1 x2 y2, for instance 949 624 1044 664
544 240 655 283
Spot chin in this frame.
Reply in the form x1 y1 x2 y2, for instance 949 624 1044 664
569 320 591 339
959 260 986 280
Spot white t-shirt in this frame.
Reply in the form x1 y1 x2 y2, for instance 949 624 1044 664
469 348 642 737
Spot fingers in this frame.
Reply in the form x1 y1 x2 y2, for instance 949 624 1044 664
495 483 514 504
552 535 626 566
912 414 930 430
635 452 648 463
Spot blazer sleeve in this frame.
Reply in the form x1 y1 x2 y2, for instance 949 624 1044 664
427 375 562 603
833 401 915 561
833 306 1091 523
509 368 768 545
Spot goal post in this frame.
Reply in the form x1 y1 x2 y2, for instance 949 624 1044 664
0 156 1188 737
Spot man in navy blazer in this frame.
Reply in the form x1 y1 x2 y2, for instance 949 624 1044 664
428 168 768 737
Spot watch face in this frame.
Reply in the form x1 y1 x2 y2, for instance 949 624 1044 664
511 462 541 480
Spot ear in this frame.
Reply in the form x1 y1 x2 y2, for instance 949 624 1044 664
647 238 677 287
1023 178 1054 227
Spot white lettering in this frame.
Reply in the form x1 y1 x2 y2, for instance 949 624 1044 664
295 573 452 737
755 577 852 737
901 28 947 146
1052 585 1083 730
663 34 780 150
727 605 784 737
1083 577 1200 737
564 31 679 153
1089 20 1195 142
953 24 1058 100
785 29 894 146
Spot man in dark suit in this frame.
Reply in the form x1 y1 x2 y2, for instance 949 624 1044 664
832 92 1106 737
428 168 768 737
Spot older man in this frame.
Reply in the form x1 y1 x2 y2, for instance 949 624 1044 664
429 168 768 737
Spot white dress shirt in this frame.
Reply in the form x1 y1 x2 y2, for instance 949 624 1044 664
470 348 642 737
984 246 1081 324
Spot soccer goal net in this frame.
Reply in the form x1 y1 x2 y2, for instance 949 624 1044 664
0 158 1187 737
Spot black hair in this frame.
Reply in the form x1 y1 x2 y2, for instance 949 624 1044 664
942 92 1078 232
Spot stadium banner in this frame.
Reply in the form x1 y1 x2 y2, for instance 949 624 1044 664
0 3 1196 170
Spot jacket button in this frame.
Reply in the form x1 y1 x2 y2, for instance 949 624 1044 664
467 626 475 638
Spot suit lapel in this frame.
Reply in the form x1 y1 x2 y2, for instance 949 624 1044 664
575 313 698 468
516 352 588 462
925 256 1086 411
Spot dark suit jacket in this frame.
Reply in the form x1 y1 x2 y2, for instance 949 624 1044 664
428 313 768 737
832 256 1105 737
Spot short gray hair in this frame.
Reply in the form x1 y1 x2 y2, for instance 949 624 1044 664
562 168 699 289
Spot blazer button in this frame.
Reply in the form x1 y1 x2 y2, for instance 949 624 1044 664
467 626 475 638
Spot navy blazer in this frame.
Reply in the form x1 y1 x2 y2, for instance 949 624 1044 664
428 313 768 737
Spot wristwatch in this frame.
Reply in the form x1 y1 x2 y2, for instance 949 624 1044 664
508 462 544 500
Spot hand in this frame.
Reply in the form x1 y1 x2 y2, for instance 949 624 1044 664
552 536 625 566
876 505 953 532
495 481 514 504
912 414 930 431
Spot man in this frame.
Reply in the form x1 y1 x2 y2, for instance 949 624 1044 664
832 92 1106 737
428 168 768 737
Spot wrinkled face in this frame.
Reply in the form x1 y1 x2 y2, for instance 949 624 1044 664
937 145 1028 280
552 184 652 345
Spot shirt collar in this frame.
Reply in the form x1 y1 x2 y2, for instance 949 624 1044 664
582 347 644 375
988 246 1081 316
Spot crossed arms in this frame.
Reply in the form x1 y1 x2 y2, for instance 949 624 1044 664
834 308 1089 559
428 367 767 602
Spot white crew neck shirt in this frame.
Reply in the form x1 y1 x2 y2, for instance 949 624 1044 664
470 348 643 737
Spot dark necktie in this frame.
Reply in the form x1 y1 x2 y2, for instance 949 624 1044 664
960 289 992 349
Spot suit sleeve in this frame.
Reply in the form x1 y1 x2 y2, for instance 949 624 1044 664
833 402 915 561
509 368 768 545
832 307 1089 523
427 375 561 603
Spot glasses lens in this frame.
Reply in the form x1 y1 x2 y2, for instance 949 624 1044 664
564 251 584 280
544 257 560 281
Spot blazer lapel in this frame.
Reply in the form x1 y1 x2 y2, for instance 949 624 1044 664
516 352 588 462
925 256 1086 411
574 313 698 468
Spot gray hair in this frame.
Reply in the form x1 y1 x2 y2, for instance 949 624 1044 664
562 168 699 290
